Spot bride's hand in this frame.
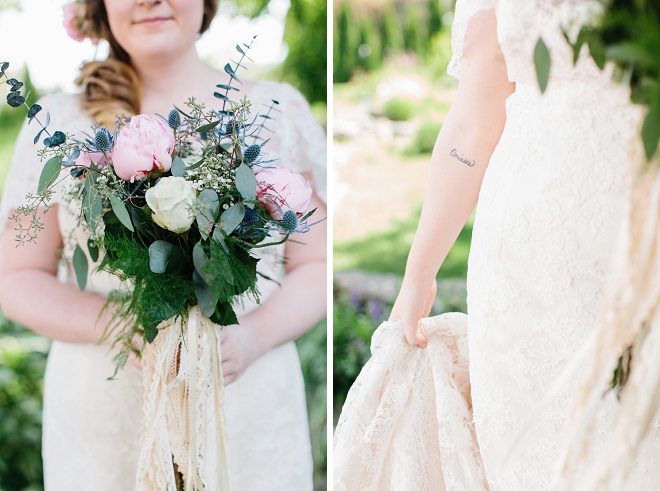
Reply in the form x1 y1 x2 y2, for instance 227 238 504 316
389 279 437 348
219 321 260 385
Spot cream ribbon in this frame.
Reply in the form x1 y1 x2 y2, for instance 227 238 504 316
136 306 230 490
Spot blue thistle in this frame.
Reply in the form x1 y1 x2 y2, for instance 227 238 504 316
243 144 260 164
168 109 181 129
219 117 236 136
281 210 299 233
94 127 113 151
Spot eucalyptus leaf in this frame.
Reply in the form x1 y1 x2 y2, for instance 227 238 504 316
642 106 660 160
193 241 211 283
34 126 46 145
6 92 24 107
72 244 88 291
224 63 242 84
220 203 245 235
172 105 193 119
534 37 551 94
87 238 99 263
196 120 221 133
149 240 174 274
193 270 218 318
213 92 229 101
171 156 185 177
38 156 62 194
572 27 589 65
215 84 239 92
44 130 66 148
196 188 219 239
186 158 204 171
27 103 41 122
83 178 103 234
589 40 605 70
235 163 256 201
109 195 134 232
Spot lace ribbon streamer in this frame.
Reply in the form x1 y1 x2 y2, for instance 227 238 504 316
334 313 488 491
136 306 230 490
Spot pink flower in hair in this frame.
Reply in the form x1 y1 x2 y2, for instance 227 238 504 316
62 2 99 44
63 3 85 42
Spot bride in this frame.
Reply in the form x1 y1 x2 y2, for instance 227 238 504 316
334 1 659 490
0 0 326 489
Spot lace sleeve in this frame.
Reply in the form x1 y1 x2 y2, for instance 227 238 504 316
446 0 498 79
0 92 85 235
263 82 327 204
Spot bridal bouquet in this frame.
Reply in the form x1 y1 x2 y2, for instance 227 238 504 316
2 40 317 489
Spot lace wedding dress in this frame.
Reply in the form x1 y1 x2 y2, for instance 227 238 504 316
0 81 326 490
334 1 659 489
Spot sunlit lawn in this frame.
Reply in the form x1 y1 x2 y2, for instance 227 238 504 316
334 206 473 280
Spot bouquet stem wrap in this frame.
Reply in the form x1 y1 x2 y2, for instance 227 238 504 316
136 306 230 490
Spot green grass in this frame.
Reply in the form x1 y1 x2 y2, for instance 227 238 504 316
334 206 473 280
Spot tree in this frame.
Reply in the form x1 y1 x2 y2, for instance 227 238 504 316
231 0 326 105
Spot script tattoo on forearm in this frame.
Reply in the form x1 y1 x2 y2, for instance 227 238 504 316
450 149 476 167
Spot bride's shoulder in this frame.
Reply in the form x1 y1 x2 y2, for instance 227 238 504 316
32 91 88 130
249 81 310 111
34 91 83 112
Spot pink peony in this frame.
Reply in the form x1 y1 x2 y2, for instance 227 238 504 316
111 115 176 182
62 3 85 43
255 165 312 219
76 150 110 169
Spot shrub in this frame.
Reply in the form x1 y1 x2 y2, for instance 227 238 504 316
333 291 386 421
0 314 47 491
382 97 414 121
406 120 442 156
296 320 328 490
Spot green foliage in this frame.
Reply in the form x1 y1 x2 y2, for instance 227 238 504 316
382 97 414 121
427 26 454 80
295 320 327 490
334 206 473 280
0 314 47 491
534 38 551 93
333 0 451 83
543 0 660 159
278 0 327 105
0 69 40 195
332 293 380 421
101 230 196 351
334 1 361 83
230 0 326 105
405 120 442 155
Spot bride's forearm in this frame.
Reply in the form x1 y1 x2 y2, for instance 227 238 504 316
0 269 111 344
402 10 514 287
401 123 494 286
239 260 326 356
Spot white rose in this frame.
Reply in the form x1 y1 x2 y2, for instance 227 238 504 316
145 176 197 233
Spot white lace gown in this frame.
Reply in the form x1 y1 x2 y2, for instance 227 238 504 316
335 1 659 489
0 81 326 490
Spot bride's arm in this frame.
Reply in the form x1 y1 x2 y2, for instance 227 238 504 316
389 9 514 346
220 188 327 384
0 206 114 343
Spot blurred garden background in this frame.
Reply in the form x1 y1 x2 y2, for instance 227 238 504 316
0 0 326 489
333 0 473 422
